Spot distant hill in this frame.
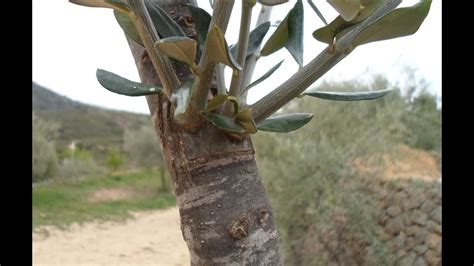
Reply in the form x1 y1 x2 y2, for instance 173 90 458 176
33 82 151 154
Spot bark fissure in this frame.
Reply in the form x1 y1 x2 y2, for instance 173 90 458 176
125 1 283 264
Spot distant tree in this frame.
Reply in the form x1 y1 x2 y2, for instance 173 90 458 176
123 126 169 191
70 0 432 263
32 113 60 182
106 149 125 171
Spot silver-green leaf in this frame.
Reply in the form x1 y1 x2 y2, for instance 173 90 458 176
205 113 246 133
230 22 271 58
186 5 212 54
96 69 162 96
307 0 327 25
145 1 185 38
257 113 313 132
155 37 197 67
258 0 289 6
206 25 242 71
328 0 363 22
352 0 432 47
312 0 383 44
303 89 392 101
261 0 304 67
286 0 304 67
69 0 129 13
241 60 284 96
114 10 143 45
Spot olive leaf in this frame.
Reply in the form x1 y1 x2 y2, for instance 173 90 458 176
206 25 242 71
241 60 284 96
312 0 382 44
257 113 313 132
145 1 185 38
69 0 129 13
261 0 304 67
303 89 392 101
236 109 258 134
351 0 432 47
96 69 162 96
186 5 212 54
114 10 143 45
230 22 271 58
206 95 240 114
206 95 228 112
258 0 289 6
204 113 246 133
307 0 327 25
155 37 197 67
327 0 363 22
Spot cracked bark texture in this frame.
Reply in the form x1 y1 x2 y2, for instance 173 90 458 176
126 1 283 264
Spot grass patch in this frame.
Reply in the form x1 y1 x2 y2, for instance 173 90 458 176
33 170 175 231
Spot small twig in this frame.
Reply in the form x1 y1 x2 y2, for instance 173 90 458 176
216 63 227 95
240 5 272 102
190 0 235 111
228 0 255 98
126 0 181 97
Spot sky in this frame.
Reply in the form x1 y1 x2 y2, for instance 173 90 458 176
33 0 441 114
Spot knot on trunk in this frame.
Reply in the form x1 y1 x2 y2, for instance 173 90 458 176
228 215 249 239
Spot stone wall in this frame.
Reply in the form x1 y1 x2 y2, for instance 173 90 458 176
377 180 441 266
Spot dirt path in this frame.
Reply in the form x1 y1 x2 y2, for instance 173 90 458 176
33 207 190 265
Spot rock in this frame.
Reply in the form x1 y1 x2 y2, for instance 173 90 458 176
430 206 442 224
398 252 417 266
385 217 405 236
379 215 390 226
396 249 406 260
387 206 403 217
425 249 441 266
378 189 388 200
426 220 441 234
406 195 424 210
414 245 429 255
406 225 420 236
414 228 428 245
405 236 416 250
401 200 411 212
420 201 436 213
412 209 429 226
426 233 441 252
413 256 427 266
393 232 406 249
400 212 411 226
394 191 408 203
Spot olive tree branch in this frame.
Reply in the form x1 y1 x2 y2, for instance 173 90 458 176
126 0 181 97
251 0 402 122
228 0 255 97
190 0 235 112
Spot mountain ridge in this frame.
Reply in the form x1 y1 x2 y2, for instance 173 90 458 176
33 82 151 154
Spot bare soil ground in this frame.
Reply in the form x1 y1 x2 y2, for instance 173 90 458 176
33 207 190 265
33 145 440 265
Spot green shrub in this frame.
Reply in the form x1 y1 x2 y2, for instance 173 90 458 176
57 156 106 179
254 75 414 265
33 113 59 182
123 126 169 191
106 149 125 171
33 136 58 182
402 90 441 151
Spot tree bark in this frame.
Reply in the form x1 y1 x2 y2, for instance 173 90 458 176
125 1 283 264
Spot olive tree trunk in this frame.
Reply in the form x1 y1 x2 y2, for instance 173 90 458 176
125 1 283 264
